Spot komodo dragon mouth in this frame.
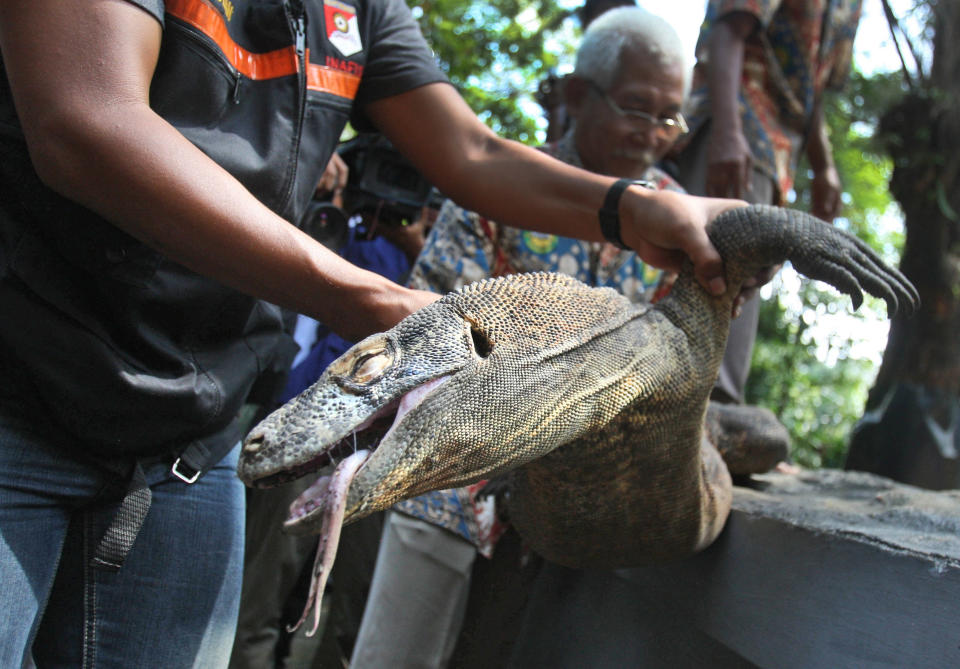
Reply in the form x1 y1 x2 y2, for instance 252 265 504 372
236 204 919 636
244 371 450 498
271 373 452 529
239 328 464 534
243 370 453 636
239 331 465 635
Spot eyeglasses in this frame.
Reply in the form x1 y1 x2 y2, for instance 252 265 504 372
587 81 688 142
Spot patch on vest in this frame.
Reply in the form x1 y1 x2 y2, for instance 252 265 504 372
324 0 363 57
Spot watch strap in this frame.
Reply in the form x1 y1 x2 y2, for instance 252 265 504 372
598 178 655 250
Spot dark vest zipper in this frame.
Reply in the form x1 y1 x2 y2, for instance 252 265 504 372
279 5 308 217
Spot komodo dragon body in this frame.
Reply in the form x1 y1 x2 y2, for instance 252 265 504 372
237 205 917 632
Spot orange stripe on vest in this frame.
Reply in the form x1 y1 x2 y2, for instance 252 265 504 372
164 0 360 98
306 57 361 98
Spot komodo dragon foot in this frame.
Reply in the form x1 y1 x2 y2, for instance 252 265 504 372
705 402 791 477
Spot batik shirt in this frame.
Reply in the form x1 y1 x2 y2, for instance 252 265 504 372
392 130 684 556
409 131 684 304
681 0 861 201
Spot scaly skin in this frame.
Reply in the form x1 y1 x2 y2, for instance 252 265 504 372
238 204 917 569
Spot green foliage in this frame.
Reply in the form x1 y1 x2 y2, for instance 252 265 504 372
750 68 908 468
747 277 878 468
407 0 577 142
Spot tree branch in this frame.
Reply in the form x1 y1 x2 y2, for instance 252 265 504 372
880 0 925 89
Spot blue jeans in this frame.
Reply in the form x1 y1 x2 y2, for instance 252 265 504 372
0 399 245 668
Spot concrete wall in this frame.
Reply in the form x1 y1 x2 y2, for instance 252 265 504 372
504 470 960 669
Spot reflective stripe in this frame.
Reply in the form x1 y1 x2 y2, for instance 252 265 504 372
164 0 361 99
306 59 361 98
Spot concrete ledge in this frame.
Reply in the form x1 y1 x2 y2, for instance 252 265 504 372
505 470 960 669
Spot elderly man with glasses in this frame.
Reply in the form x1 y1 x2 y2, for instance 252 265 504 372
408 7 691 309
349 8 696 668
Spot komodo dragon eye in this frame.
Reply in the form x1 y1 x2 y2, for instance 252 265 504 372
351 349 393 383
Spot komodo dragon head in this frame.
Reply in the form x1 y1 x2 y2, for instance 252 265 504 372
237 204 918 633
239 272 646 528
238 273 649 634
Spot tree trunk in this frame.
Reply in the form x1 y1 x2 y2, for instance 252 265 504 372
845 0 960 489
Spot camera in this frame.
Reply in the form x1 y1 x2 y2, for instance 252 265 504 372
339 134 440 225
300 134 441 248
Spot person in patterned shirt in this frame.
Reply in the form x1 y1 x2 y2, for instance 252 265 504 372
408 137 684 307
672 0 862 404
350 8 693 667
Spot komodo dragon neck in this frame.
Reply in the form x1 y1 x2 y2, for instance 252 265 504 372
506 207 815 567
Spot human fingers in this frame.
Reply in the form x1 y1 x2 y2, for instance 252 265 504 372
745 263 780 290
731 293 745 319
732 263 779 317
408 287 442 311
815 190 841 222
692 196 754 295
374 287 441 334
621 189 755 296
316 153 349 194
811 168 842 222
685 228 727 296
705 160 748 199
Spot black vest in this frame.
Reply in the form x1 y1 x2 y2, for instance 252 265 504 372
0 0 385 468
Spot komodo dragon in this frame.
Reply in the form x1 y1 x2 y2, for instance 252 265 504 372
237 204 918 633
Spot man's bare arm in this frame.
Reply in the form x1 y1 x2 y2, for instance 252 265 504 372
0 0 437 341
705 11 757 199
367 83 741 296
805 102 842 221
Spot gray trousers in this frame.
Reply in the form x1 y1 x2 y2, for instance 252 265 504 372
350 512 476 669
672 124 776 404
229 480 318 669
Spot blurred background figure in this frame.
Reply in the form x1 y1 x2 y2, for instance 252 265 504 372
670 0 863 404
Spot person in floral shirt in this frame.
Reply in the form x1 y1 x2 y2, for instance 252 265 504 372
672 0 862 404
351 7 693 667
409 135 684 310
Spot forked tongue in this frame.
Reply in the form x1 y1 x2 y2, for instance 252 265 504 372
287 449 370 636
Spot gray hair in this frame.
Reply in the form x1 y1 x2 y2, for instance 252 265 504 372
573 7 690 94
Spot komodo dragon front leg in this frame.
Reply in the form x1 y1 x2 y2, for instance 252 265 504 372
237 204 917 631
